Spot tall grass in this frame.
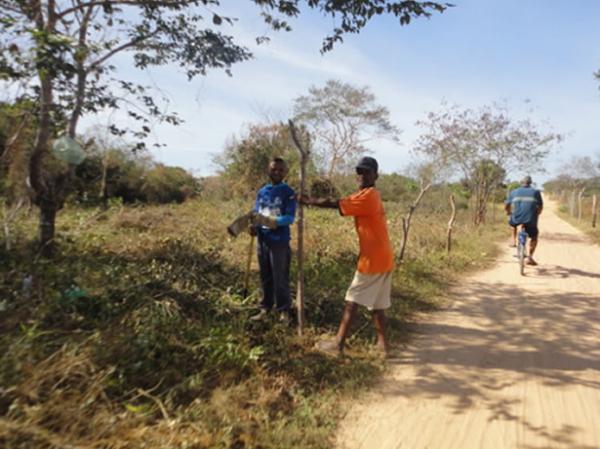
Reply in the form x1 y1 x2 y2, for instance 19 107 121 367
0 197 504 448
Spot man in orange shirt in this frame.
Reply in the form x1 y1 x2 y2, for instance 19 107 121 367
300 156 394 356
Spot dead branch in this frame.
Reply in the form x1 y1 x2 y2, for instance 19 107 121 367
398 181 431 262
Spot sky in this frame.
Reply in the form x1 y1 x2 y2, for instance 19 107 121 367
82 0 600 183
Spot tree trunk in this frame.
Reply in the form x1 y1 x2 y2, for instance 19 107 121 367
30 73 58 256
100 158 109 210
474 182 492 227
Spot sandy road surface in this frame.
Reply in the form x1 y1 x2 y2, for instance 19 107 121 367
337 203 600 449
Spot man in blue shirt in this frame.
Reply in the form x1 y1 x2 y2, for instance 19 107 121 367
250 157 296 321
505 176 543 265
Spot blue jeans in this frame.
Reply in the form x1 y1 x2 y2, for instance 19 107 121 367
257 238 291 312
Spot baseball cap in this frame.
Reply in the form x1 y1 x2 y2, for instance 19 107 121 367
356 156 378 173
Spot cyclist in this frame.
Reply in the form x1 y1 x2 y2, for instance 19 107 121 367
505 176 543 265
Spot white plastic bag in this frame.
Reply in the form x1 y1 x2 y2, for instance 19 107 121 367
52 135 86 165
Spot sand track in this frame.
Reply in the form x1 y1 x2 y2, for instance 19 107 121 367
336 202 600 449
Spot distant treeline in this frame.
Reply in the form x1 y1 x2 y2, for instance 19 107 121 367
543 155 600 195
72 149 200 206
544 176 600 195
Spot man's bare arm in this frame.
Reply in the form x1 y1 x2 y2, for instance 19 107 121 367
299 195 339 209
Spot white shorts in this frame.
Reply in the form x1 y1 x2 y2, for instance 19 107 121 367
345 271 392 311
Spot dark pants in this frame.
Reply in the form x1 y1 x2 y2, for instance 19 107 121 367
508 218 539 239
257 238 291 313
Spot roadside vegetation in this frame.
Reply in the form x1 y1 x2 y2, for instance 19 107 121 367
544 155 600 243
1 188 505 448
0 0 577 445
0 77 555 449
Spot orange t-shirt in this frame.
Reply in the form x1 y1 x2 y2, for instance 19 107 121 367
338 187 394 274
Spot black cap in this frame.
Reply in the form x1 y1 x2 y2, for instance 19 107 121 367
356 156 378 173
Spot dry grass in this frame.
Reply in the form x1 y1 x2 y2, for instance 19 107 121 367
1 196 504 449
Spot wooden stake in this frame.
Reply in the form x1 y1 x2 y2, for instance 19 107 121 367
578 188 586 221
592 194 597 228
446 194 456 254
288 120 309 336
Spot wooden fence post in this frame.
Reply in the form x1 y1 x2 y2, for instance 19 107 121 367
288 120 308 336
592 194 597 228
578 188 586 221
446 194 456 254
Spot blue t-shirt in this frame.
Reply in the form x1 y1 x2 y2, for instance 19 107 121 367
254 182 296 244
506 186 543 225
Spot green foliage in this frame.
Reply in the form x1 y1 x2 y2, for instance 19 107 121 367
0 101 36 200
142 164 199 203
376 173 419 202
70 144 198 205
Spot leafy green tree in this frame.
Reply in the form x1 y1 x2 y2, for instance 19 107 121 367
73 145 199 205
414 102 562 225
376 173 418 202
1 0 449 254
293 79 401 177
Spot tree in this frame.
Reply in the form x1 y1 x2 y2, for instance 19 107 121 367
466 159 506 225
293 79 401 178
414 102 562 225
1 0 449 255
215 122 314 198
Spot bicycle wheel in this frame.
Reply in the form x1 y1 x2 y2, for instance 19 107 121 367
517 229 527 276
518 241 525 275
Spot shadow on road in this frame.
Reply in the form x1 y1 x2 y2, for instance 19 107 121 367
541 232 588 244
382 281 599 448
532 265 600 279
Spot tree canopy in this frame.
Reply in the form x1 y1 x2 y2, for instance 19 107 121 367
414 102 562 224
293 79 400 177
0 0 450 254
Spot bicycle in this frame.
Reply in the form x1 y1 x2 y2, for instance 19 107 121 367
516 224 528 276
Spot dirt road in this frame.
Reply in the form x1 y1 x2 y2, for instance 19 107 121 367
337 202 600 449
